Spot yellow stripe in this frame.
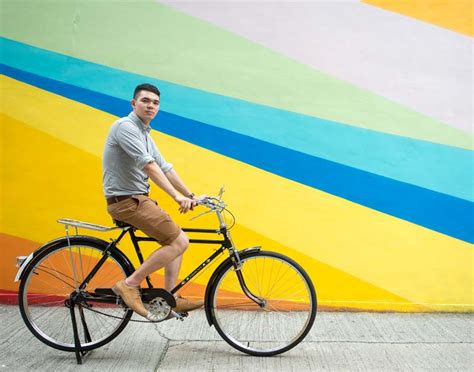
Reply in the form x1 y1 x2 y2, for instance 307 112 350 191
2 76 472 311
363 0 473 36
2 113 420 311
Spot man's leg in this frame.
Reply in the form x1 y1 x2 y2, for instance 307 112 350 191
109 196 203 318
125 231 188 286
164 255 183 292
112 231 203 318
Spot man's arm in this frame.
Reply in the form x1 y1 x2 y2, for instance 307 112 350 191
164 169 194 199
143 161 194 213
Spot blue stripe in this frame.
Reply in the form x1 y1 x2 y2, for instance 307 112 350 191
2 63 473 243
1 37 472 201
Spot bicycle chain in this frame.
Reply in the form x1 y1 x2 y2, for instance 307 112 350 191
78 303 175 323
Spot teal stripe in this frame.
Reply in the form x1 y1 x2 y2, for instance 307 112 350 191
2 37 473 201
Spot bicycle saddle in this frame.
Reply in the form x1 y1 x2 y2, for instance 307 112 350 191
114 220 132 228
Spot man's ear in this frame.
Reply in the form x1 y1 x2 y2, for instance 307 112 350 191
131 99 136 109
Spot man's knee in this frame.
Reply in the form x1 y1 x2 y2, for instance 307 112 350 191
169 232 189 255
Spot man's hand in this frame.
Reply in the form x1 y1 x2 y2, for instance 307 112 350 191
194 194 208 202
174 195 196 213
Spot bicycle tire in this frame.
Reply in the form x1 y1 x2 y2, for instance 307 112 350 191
207 250 316 356
18 236 134 352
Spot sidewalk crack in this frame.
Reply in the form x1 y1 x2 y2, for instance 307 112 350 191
154 338 170 371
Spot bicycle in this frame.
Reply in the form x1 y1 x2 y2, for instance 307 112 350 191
15 188 317 364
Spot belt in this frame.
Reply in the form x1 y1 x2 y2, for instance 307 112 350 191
106 193 148 206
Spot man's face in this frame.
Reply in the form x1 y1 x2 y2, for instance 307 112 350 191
131 90 160 125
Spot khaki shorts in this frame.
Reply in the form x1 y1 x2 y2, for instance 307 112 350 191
107 195 181 246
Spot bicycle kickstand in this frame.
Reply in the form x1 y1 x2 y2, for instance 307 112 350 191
69 299 91 364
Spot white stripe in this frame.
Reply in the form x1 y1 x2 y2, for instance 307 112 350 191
159 0 473 131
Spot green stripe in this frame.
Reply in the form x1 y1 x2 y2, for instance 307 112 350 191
1 0 471 149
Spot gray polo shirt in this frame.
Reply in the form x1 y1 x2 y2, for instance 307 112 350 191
102 111 173 198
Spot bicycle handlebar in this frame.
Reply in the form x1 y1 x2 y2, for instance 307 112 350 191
195 196 226 212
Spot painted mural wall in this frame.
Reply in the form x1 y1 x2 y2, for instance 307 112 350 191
1 0 472 312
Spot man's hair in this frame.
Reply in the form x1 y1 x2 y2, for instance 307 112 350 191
133 83 160 99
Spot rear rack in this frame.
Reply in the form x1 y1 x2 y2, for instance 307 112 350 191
57 218 118 232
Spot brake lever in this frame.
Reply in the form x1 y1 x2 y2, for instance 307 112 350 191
189 209 213 221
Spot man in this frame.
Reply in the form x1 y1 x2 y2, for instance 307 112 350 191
103 83 203 321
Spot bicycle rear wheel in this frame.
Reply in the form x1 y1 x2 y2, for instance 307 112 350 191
18 237 134 352
207 250 316 356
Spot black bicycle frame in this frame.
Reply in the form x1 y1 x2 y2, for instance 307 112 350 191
77 225 233 295
75 224 264 309
131 226 235 294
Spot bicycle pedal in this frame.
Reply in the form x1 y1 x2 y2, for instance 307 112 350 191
170 310 188 321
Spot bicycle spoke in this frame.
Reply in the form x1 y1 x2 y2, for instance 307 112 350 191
34 266 76 289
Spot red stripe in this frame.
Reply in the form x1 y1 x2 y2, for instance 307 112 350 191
0 290 19 305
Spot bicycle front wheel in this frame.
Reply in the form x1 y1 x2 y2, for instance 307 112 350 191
208 250 316 356
18 237 134 352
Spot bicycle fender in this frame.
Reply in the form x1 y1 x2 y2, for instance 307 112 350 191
14 236 77 283
14 235 134 282
14 252 35 283
204 246 261 326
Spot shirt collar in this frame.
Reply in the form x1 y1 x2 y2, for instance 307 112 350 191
128 111 151 133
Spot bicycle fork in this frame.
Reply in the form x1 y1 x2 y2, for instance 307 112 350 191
235 270 266 308
230 249 266 308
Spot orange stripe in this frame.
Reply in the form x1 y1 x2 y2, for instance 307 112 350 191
363 0 473 36
1 231 419 311
0 233 40 293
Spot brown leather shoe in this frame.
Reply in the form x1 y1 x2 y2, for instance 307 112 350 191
112 280 150 319
174 296 204 313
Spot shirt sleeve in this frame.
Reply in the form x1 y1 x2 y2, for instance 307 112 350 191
150 137 173 173
115 121 154 169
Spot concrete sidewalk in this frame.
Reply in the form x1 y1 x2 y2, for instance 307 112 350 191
0 305 472 371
